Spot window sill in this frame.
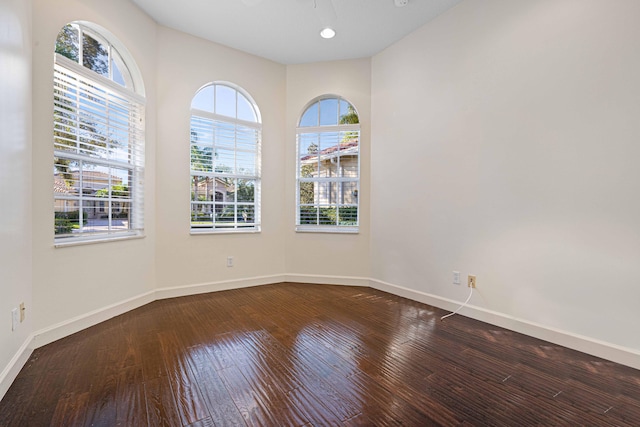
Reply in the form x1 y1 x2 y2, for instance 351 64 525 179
54 232 145 248
190 228 261 235
295 226 359 234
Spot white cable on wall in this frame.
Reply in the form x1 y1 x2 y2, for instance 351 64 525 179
440 287 473 321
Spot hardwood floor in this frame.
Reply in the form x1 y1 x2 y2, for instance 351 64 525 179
1 282 640 426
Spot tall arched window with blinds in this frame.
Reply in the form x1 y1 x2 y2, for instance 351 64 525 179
296 95 360 232
53 22 145 245
190 82 262 232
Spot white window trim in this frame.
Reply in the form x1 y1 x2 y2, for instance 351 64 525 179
296 119 361 233
295 226 359 234
54 233 144 248
53 50 145 245
189 84 262 234
190 228 261 236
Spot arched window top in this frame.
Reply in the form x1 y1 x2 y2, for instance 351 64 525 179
54 21 144 95
299 95 359 128
192 82 261 124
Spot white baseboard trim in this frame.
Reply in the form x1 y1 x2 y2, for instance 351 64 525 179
370 278 640 370
31 290 156 349
4 273 639 403
285 273 370 287
0 336 34 401
155 274 287 300
30 275 290 351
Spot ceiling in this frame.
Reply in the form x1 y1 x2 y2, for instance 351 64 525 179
130 0 463 64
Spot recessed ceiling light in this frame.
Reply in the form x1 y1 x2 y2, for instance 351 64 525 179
320 28 336 39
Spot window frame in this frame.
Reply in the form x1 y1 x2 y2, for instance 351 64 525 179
296 96 361 233
53 22 145 247
189 82 262 234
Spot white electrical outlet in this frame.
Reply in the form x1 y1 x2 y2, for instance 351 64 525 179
11 308 19 331
453 271 461 285
227 256 234 267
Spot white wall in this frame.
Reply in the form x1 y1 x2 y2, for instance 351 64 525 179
31 0 157 333
0 0 33 396
371 0 640 355
285 59 372 281
154 27 287 290
5 0 639 399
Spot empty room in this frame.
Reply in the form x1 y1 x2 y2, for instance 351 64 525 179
1 0 639 425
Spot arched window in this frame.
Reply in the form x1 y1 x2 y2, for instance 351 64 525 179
190 83 261 232
296 96 360 232
53 22 145 244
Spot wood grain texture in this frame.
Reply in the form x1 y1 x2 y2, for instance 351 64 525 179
1 282 639 426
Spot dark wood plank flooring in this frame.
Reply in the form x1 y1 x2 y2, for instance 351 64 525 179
1 282 640 426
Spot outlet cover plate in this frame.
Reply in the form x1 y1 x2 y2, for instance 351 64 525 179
468 275 477 288
11 308 19 331
453 271 461 285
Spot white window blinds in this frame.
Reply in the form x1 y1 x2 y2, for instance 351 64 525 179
296 97 360 232
190 83 261 232
54 54 145 242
